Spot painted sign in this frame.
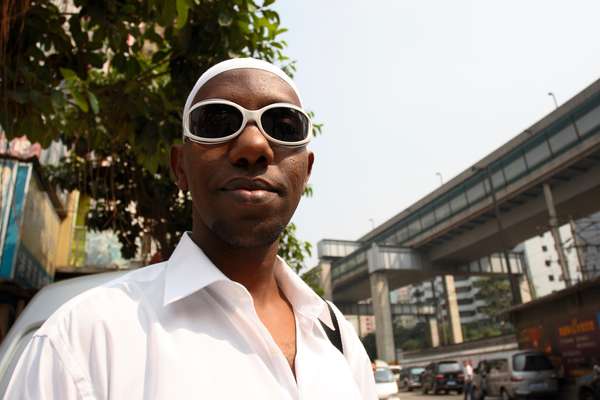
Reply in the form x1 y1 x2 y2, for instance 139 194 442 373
519 311 600 378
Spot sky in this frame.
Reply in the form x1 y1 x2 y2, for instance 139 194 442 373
273 0 600 268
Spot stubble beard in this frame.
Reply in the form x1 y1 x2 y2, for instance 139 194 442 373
210 218 286 248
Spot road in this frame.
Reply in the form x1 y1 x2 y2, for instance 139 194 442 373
395 389 464 399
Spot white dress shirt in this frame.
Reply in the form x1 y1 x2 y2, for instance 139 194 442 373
4 233 377 399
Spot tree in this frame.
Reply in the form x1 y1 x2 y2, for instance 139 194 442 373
1 0 318 272
472 277 514 336
394 321 428 351
473 277 512 320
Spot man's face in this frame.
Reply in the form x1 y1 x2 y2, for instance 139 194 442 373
171 69 314 248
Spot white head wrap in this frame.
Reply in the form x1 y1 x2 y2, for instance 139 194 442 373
183 58 303 125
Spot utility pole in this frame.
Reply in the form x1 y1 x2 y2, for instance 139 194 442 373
479 165 522 304
569 219 586 281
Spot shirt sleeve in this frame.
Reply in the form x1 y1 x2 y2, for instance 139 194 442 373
332 306 378 400
3 335 94 400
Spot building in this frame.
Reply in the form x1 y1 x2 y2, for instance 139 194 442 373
520 224 582 297
0 136 81 339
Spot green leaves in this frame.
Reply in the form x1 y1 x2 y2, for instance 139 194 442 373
5 0 314 277
59 68 99 114
88 92 100 115
59 68 78 81
175 0 190 29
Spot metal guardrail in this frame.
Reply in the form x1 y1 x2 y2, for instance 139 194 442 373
369 89 600 247
337 302 435 316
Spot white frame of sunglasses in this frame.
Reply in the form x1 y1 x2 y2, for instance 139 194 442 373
182 98 313 146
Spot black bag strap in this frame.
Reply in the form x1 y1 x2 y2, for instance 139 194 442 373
319 300 344 355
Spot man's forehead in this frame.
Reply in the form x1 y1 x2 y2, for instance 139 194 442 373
192 69 301 108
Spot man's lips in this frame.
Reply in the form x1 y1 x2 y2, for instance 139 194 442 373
221 177 280 193
219 177 282 204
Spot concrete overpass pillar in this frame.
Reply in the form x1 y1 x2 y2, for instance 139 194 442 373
519 275 532 303
427 317 440 348
442 275 463 344
318 260 333 300
369 271 395 361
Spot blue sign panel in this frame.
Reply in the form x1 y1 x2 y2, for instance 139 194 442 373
13 244 51 289
0 163 30 279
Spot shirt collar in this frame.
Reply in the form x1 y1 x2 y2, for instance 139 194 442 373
163 232 335 330
163 232 230 306
273 257 334 330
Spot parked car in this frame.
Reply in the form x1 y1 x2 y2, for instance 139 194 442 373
398 366 425 391
421 360 464 395
471 350 558 400
0 271 127 394
374 366 400 399
388 365 401 384
576 368 600 400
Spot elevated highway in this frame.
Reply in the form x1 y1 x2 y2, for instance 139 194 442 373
318 77 600 360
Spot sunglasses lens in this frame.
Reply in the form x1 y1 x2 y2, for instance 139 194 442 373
261 107 310 143
189 103 243 139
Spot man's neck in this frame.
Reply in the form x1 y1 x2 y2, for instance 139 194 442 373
189 229 281 306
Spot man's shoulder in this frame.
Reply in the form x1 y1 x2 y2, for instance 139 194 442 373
35 262 166 340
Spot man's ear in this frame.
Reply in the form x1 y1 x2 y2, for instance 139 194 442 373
170 144 189 191
305 151 315 187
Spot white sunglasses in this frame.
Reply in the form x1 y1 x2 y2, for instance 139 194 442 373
182 99 312 146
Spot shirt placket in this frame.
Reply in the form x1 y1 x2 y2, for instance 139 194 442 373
222 284 300 399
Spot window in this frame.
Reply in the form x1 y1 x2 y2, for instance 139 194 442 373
374 368 395 383
513 353 553 371
576 104 600 136
503 156 527 182
434 203 452 222
455 286 473 293
525 141 551 169
545 260 551 267
438 362 462 373
407 219 422 237
450 193 468 213
466 182 486 204
548 275 555 282
549 124 578 153
489 359 509 374
421 211 436 229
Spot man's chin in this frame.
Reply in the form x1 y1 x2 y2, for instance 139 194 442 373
210 220 285 248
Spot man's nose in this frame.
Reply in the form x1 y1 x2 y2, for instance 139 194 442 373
228 122 274 169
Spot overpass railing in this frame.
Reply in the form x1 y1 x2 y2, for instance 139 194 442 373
370 91 600 247
337 302 435 317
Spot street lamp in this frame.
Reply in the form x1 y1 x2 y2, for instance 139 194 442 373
435 172 444 186
548 92 559 109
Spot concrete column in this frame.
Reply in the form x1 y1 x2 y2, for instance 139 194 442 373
519 275 532 303
543 183 572 286
369 271 395 361
427 317 440 348
318 260 333 300
442 275 463 344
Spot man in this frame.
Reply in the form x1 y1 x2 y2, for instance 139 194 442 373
4 58 377 399
463 359 474 400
